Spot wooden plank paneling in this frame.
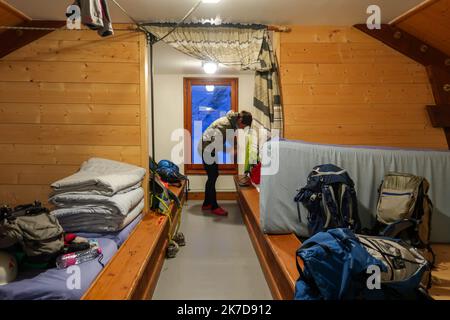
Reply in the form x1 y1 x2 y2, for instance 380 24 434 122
0 103 140 125
281 63 429 84
284 104 432 125
0 61 140 83
281 26 375 43
285 124 446 148
0 27 149 216
281 42 408 64
0 124 141 146
0 164 78 185
0 82 140 104
280 26 448 149
0 185 51 206
43 29 140 42
0 144 141 166
4 39 140 63
282 83 434 105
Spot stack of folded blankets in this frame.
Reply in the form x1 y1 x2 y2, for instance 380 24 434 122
49 158 146 233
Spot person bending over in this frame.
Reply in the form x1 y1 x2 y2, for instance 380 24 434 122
199 110 253 216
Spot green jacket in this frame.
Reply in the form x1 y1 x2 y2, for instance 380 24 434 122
198 111 239 156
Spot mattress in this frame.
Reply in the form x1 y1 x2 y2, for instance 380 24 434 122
0 238 117 300
260 139 450 242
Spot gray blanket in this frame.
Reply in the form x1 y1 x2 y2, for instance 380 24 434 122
51 158 146 196
50 187 144 216
50 187 144 233
52 198 144 233
260 139 450 243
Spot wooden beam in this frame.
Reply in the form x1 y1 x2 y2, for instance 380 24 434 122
427 105 450 128
427 65 450 148
354 24 450 71
0 0 31 22
0 20 66 59
354 23 450 149
427 66 450 105
389 0 440 25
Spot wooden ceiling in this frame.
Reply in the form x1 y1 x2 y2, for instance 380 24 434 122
0 1 65 59
392 0 450 56
0 0 30 33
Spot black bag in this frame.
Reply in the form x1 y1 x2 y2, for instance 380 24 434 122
294 164 361 237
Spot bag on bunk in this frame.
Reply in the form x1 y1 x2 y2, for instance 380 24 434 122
294 164 361 237
294 228 432 300
295 228 382 300
357 234 432 299
372 172 434 264
157 160 188 186
0 202 65 263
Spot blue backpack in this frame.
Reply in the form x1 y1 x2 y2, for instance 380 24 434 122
295 228 432 300
294 164 361 237
157 160 187 185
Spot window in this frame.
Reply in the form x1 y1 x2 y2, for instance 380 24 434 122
184 78 239 175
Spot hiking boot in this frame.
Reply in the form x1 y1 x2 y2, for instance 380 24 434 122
211 207 228 216
173 232 186 247
166 240 179 259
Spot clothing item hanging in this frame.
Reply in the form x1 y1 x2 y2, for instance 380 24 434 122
74 0 114 37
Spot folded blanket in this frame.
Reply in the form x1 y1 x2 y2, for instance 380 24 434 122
50 187 144 216
52 199 144 233
51 158 146 196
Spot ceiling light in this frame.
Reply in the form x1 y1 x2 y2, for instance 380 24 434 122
203 62 218 74
202 0 221 3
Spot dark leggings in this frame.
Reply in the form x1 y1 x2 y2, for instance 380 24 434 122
203 160 219 210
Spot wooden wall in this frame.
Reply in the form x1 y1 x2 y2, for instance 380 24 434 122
0 27 149 208
280 26 448 149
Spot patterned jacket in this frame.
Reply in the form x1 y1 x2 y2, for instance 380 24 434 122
198 111 239 156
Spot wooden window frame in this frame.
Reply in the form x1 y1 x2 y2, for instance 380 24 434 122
183 77 239 175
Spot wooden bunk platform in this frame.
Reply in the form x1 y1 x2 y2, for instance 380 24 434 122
234 176 450 300
83 181 186 300
234 176 300 300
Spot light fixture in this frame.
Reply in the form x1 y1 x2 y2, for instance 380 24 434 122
202 0 221 3
203 61 218 74
205 85 215 92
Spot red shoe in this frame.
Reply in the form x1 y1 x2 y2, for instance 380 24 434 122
211 207 228 216
201 204 212 211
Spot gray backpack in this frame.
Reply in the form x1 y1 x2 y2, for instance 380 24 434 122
375 172 434 264
0 202 65 263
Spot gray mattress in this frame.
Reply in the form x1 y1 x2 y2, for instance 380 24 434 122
0 214 142 300
0 238 117 300
260 139 450 243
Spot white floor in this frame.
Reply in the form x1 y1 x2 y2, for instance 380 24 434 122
152 200 272 300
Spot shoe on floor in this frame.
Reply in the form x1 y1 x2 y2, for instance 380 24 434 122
173 232 186 247
201 204 212 211
211 207 228 216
